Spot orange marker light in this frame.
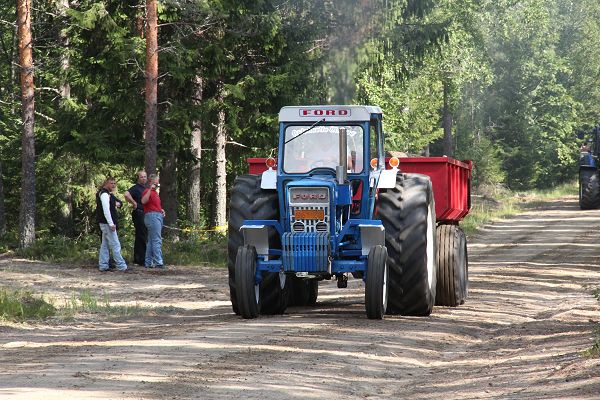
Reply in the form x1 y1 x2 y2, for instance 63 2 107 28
389 157 400 168
266 157 276 168
370 158 378 169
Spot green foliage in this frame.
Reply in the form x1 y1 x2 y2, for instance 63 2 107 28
14 234 101 264
0 288 56 321
163 232 227 266
1 0 600 248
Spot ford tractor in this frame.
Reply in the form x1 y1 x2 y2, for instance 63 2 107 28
227 105 472 319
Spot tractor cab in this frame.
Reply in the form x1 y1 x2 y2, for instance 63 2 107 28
271 106 391 226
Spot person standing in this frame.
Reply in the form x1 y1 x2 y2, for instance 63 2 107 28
141 174 166 268
124 170 148 266
96 177 128 272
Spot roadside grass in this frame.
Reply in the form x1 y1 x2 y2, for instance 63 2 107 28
0 288 56 321
163 232 227 266
60 289 147 319
583 288 600 357
8 229 227 268
0 287 158 322
14 233 109 264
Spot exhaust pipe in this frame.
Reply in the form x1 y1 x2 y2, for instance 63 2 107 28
337 127 348 184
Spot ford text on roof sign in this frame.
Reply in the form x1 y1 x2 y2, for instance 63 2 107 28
299 108 351 117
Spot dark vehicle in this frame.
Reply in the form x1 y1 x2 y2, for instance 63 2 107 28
579 125 600 210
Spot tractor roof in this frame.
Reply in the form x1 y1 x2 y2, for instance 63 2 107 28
279 105 383 123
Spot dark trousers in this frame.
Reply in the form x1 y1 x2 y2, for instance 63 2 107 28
132 209 148 265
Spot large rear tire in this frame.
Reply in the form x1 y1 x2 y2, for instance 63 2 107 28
228 174 286 315
235 245 260 319
365 245 388 319
377 174 437 316
435 224 468 306
579 169 600 210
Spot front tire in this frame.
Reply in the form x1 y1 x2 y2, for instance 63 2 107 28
228 175 284 316
235 245 260 319
377 174 437 316
365 245 388 319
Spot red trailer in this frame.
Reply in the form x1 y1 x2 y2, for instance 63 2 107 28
393 157 472 223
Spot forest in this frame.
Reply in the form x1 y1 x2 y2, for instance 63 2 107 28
1 0 599 248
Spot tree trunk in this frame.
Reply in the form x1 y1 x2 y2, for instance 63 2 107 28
442 81 453 157
17 0 36 247
58 0 70 100
58 164 74 237
144 0 158 175
160 151 178 240
57 0 74 237
212 85 227 230
188 75 203 225
0 161 6 238
11 15 18 109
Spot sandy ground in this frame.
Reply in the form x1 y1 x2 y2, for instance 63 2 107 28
0 195 599 399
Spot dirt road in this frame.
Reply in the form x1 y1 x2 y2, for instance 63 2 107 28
1 195 599 399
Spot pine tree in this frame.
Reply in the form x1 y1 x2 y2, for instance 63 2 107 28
17 0 35 247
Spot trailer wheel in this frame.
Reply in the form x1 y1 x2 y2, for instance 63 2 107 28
365 245 388 319
579 169 600 210
435 224 468 306
235 245 260 319
377 174 437 316
289 277 319 306
228 174 284 315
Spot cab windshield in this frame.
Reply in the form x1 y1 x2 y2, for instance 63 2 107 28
283 125 364 174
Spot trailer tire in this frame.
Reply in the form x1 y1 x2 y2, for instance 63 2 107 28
579 169 600 210
435 224 468 306
365 245 388 319
377 174 437 316
289 277 319 307
235 245 260 319
228 174 285 315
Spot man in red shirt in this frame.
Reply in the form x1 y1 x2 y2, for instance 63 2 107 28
141 174 166 268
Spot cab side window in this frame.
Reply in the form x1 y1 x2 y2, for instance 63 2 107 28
369 119 379 168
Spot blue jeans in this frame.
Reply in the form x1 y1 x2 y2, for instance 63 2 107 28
144 212 164 266
98 224 127 271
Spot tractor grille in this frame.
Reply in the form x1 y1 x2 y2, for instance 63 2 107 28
288 187 330 233
282 232 330 273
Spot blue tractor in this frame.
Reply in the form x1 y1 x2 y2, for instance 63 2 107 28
227 106 438 319
579 125 600 209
